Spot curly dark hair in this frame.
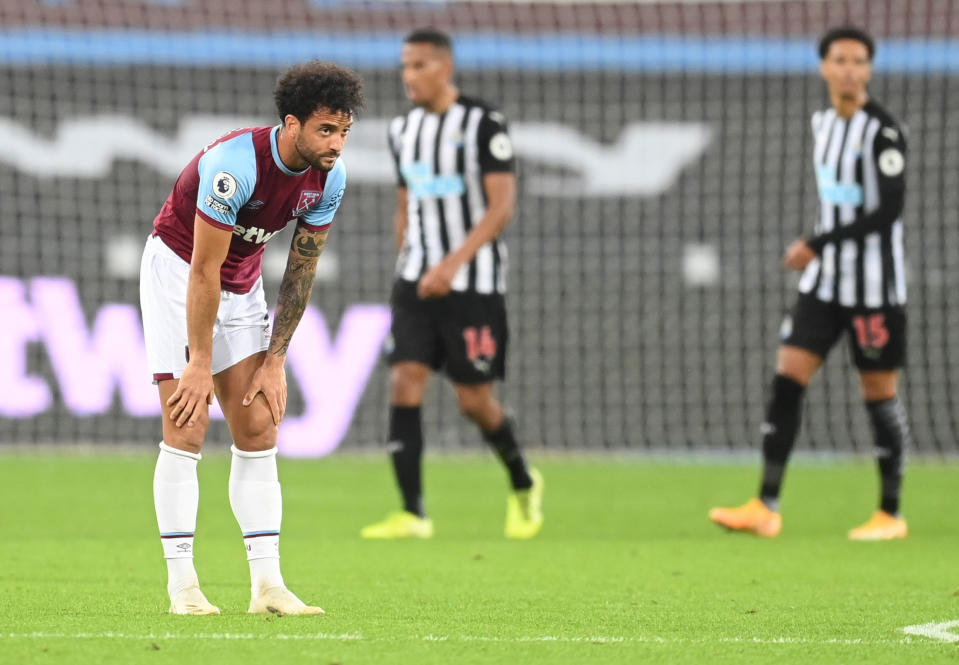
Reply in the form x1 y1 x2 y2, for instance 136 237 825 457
273 60 366 124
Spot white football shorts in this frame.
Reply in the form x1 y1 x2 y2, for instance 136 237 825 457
139 234 271 382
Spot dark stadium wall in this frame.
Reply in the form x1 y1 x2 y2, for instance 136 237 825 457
1 0 958 454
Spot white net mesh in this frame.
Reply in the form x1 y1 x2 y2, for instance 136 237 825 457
1 0 958 455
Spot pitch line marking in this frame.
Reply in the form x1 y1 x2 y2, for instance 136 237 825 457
902 620 959 643
1 632 363 641
0 632 921 646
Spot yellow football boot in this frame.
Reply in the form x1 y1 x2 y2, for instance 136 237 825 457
360 511 434 539
505 468 544 539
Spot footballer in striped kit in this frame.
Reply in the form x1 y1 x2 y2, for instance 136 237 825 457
361 29 543 540
710 26 911 541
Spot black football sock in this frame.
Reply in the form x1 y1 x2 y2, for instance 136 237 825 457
866 397 909 516
483 415 533 490
757 374 806 510
388 406 425 517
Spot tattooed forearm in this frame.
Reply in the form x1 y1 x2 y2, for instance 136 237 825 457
294 230 324 258
268 226 329 357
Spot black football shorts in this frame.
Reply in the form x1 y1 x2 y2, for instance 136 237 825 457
780 294 906 370
386 279 509 384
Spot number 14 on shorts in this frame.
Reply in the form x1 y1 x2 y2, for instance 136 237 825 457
463 326 497 361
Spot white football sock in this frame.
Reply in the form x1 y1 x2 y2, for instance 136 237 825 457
229 445 285 595
153 441 202 596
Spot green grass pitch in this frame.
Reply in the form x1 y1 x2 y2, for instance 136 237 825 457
1 452 957 664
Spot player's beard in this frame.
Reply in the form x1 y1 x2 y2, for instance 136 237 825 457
295 136 338 172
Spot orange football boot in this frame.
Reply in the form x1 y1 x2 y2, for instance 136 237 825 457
709 498 782 538
848 510 907 541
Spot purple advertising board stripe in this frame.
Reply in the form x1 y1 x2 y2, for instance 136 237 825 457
0 276 391 457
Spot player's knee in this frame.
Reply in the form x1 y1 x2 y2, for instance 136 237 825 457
457 389 493 423
160 409 209 451
458 400 481 422
860 373 898 402
776 346 821 385
390 364 428 406
231 410 278 450
162 429 206 454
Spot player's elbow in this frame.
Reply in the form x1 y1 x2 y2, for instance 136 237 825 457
189 261 222 286
484 174 516 228
493 200 515 230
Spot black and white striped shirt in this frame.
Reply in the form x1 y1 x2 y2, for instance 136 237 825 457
798 99 907 308
388 95 515 294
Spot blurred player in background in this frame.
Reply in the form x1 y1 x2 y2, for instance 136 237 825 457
140 61 364 614
710 27 911 540
361 28 543 540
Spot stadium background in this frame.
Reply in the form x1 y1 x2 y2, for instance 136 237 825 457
0 0 956 457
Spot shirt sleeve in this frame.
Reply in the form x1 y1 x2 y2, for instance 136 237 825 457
195 134 257 230
476 109 516 175
388 116 406 188
872 123 907 194
301 158 346 229
810 110 823 134
807 122 906 252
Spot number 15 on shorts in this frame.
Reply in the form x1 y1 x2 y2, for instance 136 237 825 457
853 313 889 352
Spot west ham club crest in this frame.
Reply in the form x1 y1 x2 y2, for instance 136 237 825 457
292 191 322 216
